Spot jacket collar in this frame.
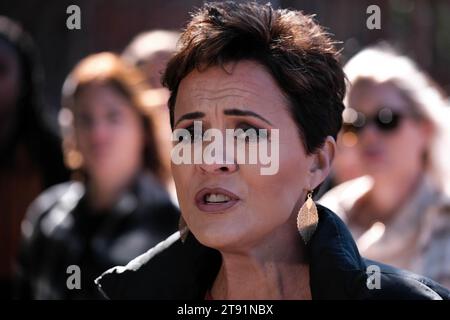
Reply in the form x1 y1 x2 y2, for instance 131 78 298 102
308 205 367 299
96 205 369 299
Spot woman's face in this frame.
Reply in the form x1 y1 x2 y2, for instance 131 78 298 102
346 80 431 183
171 60 329 252
74 84 144 183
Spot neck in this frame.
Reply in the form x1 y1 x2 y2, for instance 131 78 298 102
211 218 311 300
87 170 138 211
359 171 423 223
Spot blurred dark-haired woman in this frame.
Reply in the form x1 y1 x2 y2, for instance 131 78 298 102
15 52 179 299
0 16 69 299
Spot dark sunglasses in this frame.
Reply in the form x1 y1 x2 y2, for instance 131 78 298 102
342 107 411 134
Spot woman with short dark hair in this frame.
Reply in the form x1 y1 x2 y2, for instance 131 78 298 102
96 2 450 299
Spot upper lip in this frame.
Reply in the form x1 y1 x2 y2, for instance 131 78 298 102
195 187 240 204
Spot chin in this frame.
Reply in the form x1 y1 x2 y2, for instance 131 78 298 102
190 222 245 251
364 161 387 173
89 166 116 181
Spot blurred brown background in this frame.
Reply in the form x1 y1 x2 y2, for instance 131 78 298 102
1 0 449 122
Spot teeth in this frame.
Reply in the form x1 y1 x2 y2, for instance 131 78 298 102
205 193 231 203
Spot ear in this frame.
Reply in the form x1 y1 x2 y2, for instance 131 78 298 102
307 136 336 190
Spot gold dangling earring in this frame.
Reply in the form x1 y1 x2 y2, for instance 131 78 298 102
297 191 318 244
179 215 189 243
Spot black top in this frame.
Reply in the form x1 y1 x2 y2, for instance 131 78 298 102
95 205 450 300
15 172 179 299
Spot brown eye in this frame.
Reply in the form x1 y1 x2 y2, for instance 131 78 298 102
106 109 121 125
75 113 93 129
236 123 268 141
185 124 203 143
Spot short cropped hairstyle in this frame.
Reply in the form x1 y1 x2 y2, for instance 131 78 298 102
163 1 346 154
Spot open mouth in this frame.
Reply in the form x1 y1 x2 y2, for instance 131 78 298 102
195 188 240 213
204 193 232 204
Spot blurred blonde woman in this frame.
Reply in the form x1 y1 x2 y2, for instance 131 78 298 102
320 44 450 287
16 53 179 299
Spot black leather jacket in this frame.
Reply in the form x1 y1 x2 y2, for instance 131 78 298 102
95 205 450 300
15 173 179 299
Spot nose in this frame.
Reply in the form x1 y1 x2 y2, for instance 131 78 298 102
358 123 381 145
199 162 238 174
86 120 110 145
198 147 238 174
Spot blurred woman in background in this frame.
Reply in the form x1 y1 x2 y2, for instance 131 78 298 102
0 16 69 299
320 45 450 287
122 29 180 202
16 52 179 299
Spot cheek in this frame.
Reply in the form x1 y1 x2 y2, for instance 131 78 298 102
171 164 194 205
389 124 426 160
74 129 88 152
111 116 145 157
243 137 310 222
123 122 144 152
277 130 310 184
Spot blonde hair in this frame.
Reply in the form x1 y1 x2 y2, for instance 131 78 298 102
344 44 450 194
122 30 179 66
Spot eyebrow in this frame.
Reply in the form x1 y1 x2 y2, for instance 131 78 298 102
174 108 273 127
224 108 273 125
174 111 205 127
